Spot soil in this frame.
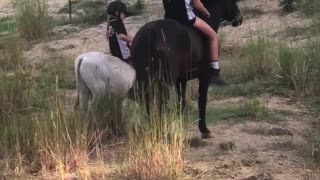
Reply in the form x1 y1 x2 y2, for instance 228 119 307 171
184 96 318 180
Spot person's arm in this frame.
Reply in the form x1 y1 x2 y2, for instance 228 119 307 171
192 0 210 18
118 34 133 43
114 19 133 44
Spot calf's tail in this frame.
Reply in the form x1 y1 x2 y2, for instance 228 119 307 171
74 55 85 110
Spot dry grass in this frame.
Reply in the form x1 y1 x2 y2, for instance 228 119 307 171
16 0 49 40
120 93 186 180
0 33 23 71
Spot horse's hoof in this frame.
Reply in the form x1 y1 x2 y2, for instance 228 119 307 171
201 132 212 139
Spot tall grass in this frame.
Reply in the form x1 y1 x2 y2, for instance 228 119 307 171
226 35 320 97
122 91 185 179
223 36 278 83
0 14 185 176
0 72 32 120
33 100 94 176
296 0 320 172
276 39 320 95
0 30 106 177
0 33 23 71
227 0 320 90
16 0 49 40
241 37 277 81
1 82 186 178
0 50 185 178
0 76 107 177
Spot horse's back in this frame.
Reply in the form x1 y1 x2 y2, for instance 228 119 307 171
131 19 204 84
77 52 136 97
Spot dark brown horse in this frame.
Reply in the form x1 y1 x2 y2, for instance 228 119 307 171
130 0 243 138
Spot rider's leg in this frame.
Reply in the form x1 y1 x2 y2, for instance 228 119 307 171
193 17 218 62
193 17 227 85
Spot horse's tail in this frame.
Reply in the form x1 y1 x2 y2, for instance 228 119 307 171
152 27 173 83
131 24 170 82
133 20 191 83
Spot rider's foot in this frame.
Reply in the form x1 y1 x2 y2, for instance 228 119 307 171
209 68 228 86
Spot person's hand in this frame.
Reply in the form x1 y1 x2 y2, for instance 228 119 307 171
193 0 210 18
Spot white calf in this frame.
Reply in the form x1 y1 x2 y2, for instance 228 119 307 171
74 52 136 111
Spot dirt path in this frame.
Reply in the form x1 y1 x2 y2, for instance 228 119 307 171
0 0 14 17
184 96 317 180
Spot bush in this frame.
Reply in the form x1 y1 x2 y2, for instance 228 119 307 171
0 71 32 117
16 0 49 40
0 79 106 177
127 0 145 16
0 71 35 173
279 0 301 12
300 0 320 16
225 34 320 97
0 34 23 71
0 17 16 34
277 39 320 95
226 36 277 83
238 99 268 118
57 0 107 26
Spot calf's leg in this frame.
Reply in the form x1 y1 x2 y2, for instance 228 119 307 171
78 79 90 112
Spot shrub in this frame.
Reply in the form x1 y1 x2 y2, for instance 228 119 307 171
16 0 49 40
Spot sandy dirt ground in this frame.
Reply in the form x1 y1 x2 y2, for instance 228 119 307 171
184 96 318 180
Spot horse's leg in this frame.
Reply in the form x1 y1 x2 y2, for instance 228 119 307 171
175 81 182 111
144 82 151 121
158 82 164 119
181 81 187 110
198 78 212 139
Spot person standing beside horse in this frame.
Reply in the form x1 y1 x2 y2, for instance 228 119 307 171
106 1 133 63
162 0 227 85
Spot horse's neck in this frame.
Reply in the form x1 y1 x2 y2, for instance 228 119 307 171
204 0 224 30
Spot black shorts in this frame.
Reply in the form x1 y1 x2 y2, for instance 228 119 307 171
163 0 196 27
183 17 196 26
164 15 196 27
